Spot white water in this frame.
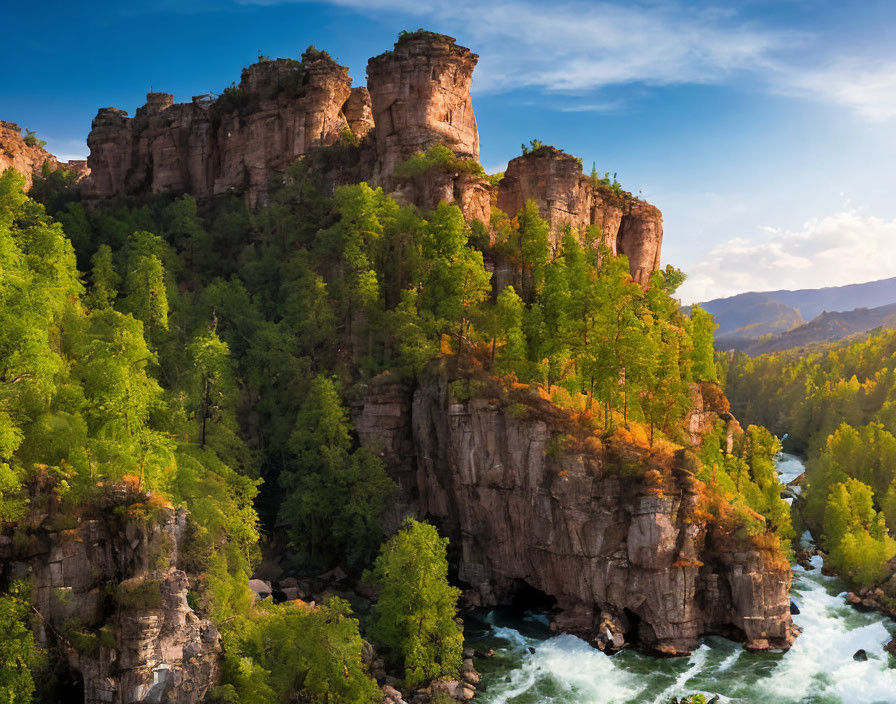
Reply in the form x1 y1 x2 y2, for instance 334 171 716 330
472 454 896 704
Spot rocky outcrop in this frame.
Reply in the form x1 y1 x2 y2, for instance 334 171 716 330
356 373 795 655
497 147 663 283
82 32 662 271
0 120 89 189
365 31 491 223
84 53 368 206
0 481 219 704
367 31 479 182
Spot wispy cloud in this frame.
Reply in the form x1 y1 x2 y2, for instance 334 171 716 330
290 0 793 93
555 100 628 113
776 58 896 121
236 0 896 121
678 210 896 304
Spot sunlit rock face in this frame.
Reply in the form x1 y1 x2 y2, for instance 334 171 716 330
0 482 220 704
0 120 89 189
355 371 796 656
497 146 663 284
84 55 367 207
366 31 480 184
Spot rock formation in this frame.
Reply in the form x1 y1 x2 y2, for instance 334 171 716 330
0 120 89 189
80 32 663 278
356 371 796 655
0 480 220 704
497 146 663 284
366 31 479 181
84 52 369 206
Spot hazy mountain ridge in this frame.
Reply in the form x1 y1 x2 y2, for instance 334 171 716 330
696 277 896 352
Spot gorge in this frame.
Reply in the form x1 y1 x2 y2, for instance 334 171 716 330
0 27 839 704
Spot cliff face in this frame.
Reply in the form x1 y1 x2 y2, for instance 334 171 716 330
84 55 367 206
0 120 89 189
497 147 663 284
0 482 220 704
80 33 663 278
356 374 795 655
366 31 479 181
364 32 491 223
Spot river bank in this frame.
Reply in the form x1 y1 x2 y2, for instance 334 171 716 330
466 454 896 704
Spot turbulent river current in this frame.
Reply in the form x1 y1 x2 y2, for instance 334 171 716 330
467 454 896 704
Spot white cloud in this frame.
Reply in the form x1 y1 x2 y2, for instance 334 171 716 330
677 210 896 304
777 58 896 121
236 0 896 121
242 0 794 92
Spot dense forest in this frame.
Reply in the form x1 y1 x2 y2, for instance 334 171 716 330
725 329 896 591
1 143 792 701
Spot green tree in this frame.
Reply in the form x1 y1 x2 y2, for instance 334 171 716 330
278 375 393 566
123 252 169 335
689 305 718 382
215 598 380 704
188 327 241 457
367 518 463 689
0 583 41 703
86 244 120 309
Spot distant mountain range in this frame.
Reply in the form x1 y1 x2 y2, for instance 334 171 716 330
691 277 896 355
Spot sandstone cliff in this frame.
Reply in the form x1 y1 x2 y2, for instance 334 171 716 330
0 120 89 189
84 51 369 206
497 146 663 284
355 372 795 655
0 479 219 704
80 32 664 275
366 31 479 181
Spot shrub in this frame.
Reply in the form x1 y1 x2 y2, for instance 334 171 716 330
393 144 485 180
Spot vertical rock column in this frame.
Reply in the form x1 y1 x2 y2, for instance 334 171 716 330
366 31 480 184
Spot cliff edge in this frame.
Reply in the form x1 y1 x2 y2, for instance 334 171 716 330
355 371 796 655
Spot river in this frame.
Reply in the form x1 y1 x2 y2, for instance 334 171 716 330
467 453 896 704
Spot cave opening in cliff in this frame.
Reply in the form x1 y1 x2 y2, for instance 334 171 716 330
510 579 557 615
43 667 84 702
623 608 642 645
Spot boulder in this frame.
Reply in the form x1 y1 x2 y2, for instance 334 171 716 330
248 579 272 600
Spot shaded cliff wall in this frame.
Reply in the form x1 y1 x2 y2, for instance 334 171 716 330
356 374 795 655
496 147 663 284
0 483 219 704
84 56 369 207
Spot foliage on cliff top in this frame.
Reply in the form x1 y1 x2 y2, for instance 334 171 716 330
393 143 486 180
395 28 455 47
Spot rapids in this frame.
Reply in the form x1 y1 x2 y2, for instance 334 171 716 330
468 453 896 704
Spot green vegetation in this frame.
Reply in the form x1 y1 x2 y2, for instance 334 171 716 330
279 374 393 567
211 597 380 704
589 162 623 195
0 583 41 702
393 143 486 180
725 328 896 588
698 423 794 552
22 128 46 149
3 121 795 698
366 518 463 688
520 138 545 155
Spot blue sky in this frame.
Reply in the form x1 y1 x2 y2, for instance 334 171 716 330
4 0 896 303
